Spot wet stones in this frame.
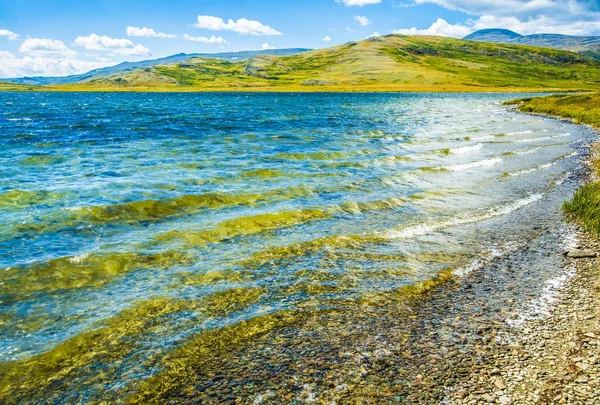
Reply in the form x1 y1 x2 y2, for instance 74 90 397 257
564 249 598 258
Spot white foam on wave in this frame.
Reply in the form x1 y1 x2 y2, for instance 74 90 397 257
506 228 579 328
69 253 91 264
514 132 572 144
514 147 540 155
471 135 495 141
453 241 522 277
505 151 576 177
507 265 576 327
506 162 556 177
449 143 483 155
383 193 544 239
553 172 571 186
507 130 534 136
445 157 503 172
7 118 32 122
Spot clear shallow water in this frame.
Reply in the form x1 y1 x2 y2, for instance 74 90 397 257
0 92 594 401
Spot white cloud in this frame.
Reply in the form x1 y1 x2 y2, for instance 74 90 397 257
354 15 371 26
394 18 472 38
194 15 281 35
323 35 332 41
412 0 593 17
336 0 381 6
74 34 151 56
395 13 600 38
126 26 176 38
0 29 18 40
19 38 79 58
0 50 108 78
183 34 226 44
261 42 275 49
367 32 381 38
405 0 600 36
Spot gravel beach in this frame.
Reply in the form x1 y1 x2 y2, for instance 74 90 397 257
444 231 600 405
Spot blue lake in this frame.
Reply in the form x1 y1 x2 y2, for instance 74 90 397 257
0 92 594 402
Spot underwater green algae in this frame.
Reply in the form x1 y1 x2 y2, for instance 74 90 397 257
238 234 388 269
0 250 189 298
0 287 265 404
0 189 65 209
126 309 309 404
272 151 358 160
70 191 270 224
339 196 406 214
59 187 317 228
19 154 65 166
155 209 332 247
174 269 255 287
240 168 286 178
127 269 459 404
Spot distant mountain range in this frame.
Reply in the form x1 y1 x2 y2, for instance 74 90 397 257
3 48 310 85
464 29 600 57
19 34 597 92
3 32 600 91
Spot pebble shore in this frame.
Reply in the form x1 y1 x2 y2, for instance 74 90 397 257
445 233 600 405
444 137 600 405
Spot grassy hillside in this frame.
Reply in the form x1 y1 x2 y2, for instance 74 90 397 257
507 93 600 236
14 34 600 92
2 49 311 86
0 82 39 91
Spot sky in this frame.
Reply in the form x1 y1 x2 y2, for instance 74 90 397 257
1 0 599 78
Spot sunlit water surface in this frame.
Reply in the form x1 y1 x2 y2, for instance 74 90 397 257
0 92 594 401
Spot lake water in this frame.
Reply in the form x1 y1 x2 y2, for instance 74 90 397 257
0 92 594 402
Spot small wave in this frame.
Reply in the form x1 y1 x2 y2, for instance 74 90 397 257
384 193 543 239
449 143 483 155
506 265 576 327
514 132 571 144
445 157 503 172
553 172 570 186
502 147 541 156
505 162 556 177
506 130 534 136
504 151 576 177
515 147 541 155
7 118 33 122
453 241 521 277
471 135 495 141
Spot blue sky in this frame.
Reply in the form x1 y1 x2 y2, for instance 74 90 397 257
1 0 599 78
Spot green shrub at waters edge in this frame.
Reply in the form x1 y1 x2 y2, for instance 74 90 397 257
564 183 600 237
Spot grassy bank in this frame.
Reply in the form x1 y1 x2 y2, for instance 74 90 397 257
508 93 600 236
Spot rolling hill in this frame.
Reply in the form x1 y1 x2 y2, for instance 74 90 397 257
464 29 600 57
2 48 310 86
47 34 600 92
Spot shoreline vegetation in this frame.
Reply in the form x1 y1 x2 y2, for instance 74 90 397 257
2 35 600 92
507 93 600 236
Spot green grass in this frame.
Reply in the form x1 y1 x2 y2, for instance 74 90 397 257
6 34 600 92
508 93 600 236
564 182 600 237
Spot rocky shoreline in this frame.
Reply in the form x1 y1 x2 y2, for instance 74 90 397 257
442 127 600 405
443 231 600 405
